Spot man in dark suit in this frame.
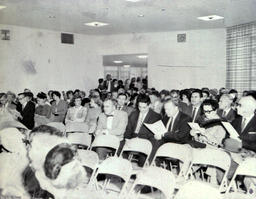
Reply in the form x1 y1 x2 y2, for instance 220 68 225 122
103 74 114 92
217 94 237 122
122 94 161 166
187 89 204 124
229 96 256 152
155 99 192 144
17 92 35 129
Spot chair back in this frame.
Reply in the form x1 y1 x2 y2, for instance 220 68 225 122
185 148 231 191
91 157 133 196
120 138 152 167
47 122 66 134
152 143 192 176
128 166 176 199
175 180 223 199
67 132 92 148
90 134 121 155
77 149 99 171
226 157 256 194
65 122 89 133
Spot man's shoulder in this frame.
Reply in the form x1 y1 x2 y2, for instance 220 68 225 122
179 111 192 121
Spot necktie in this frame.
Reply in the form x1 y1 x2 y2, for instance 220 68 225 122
135 113 144 133
166 117 173 132
192 107 196 122
241 118 247 132
106 114 114 117
222 111 226 118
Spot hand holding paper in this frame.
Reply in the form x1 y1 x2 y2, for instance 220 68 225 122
144 120 167 137
221 122 241 141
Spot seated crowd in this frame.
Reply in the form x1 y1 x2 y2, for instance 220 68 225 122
1 74 256 198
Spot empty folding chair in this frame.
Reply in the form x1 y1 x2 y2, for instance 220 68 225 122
127 166 176 199
185 148 231 192
120 138 152 169
90 157 133 197
77 149 99 184
225 157 256 198
175 180 223 199
151 143 192 178
67 132 92 149
90 134 121 160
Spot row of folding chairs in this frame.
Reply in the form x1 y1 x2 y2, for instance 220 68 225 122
77 147 256 199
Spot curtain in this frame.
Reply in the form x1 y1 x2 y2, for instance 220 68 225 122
226 21 256 93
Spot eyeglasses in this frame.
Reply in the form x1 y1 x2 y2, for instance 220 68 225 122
203 109 214 114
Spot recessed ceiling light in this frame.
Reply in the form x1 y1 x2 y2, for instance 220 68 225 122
197 15 224 21
161 8 166 11
84 21 109 27
137 55 148 59
123 65 130 68
0 5 6 10
138 14 144 17
126 0 142 2
48 15 56 19
113 60 123 64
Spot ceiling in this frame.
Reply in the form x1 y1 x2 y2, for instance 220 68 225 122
0 0 255 35
103 54 147 67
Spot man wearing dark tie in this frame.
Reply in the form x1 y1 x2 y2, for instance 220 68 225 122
228 96 256 152
155 99 192 144
217 94 237 122
123 94 161 166
17 92 35 129
188 89 204 124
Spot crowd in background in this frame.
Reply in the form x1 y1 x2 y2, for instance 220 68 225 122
1 74 256 198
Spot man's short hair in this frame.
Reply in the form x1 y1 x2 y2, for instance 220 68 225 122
136 94 151 105
164 98 177 107
52 91 61 98
30 125 64 137
191 89 203 98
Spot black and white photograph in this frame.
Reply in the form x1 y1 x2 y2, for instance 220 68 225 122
0 0 256 198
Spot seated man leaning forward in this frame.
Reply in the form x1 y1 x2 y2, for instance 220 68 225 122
94 98 128 160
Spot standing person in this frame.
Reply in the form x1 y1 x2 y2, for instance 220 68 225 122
50 91 68 123
104 74 114 92
17 92 35 129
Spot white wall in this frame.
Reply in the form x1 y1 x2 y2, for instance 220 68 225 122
94 29 226 90
0 24 226 94
0 24 102 94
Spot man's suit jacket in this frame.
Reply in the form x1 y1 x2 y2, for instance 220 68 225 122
124 109 161 142
162 111 192 144
231 114 256 152
120 105 134 116
19 101 35 129
217 108 237 123
187 105 204 124
96 110 128 140
51 100 68 123
103 80 115 92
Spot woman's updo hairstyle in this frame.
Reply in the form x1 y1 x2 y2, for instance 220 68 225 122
44 143 75 180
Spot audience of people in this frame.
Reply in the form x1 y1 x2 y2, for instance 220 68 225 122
2 74 256 198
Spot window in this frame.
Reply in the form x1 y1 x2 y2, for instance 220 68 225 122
226 22 256 93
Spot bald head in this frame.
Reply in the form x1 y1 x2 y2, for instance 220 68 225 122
218 94 233 110
237 96 256 117
164 99 179 117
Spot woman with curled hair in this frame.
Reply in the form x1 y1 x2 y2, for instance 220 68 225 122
190 99 227 147
65 95 87 124
26 125 87 199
